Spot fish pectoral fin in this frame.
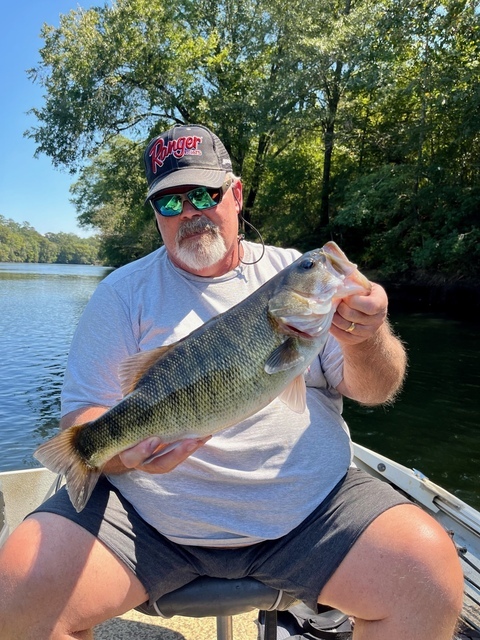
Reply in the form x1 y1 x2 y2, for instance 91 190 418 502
264 338 304 374
34 426 102 513
119 345 176 396
278 375 307 413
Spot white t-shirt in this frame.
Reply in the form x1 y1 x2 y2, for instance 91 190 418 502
61 242 352 546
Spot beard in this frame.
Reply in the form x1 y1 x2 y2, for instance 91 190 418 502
174 216 228 271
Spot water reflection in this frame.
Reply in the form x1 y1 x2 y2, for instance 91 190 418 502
27 356 64 439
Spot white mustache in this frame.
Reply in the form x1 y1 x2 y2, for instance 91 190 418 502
177 216 219 243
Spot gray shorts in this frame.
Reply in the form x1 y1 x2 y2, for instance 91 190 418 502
30 467 410 611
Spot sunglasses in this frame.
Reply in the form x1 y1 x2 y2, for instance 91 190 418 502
150 179 232 217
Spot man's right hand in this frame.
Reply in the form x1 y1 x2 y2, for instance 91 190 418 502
119 436 211 474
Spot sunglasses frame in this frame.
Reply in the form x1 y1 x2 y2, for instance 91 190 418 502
150 178 233 217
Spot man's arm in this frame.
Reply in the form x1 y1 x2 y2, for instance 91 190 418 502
60 408 209 474
331 283 407 405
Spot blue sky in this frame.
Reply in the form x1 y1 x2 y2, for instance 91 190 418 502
0 2 100 237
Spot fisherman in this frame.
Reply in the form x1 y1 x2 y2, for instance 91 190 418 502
0 124 463 640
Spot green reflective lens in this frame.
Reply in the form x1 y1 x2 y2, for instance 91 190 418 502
156 194 183 216
152 186 221 217
190 187 218 209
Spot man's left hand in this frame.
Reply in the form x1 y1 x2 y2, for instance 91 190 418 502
330 283 388 344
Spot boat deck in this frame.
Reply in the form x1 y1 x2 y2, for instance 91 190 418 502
95 608 258 639
92 606 479 639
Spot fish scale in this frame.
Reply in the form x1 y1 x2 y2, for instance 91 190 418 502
34 242 371 511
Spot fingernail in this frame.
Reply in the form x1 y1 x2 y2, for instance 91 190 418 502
148 438 162 453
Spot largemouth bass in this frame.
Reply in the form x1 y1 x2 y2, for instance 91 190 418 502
34 242 371 512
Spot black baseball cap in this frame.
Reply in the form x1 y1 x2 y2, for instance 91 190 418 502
144 124 233 201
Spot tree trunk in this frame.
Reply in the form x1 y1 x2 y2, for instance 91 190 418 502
243 132 270 228
318 0 351 233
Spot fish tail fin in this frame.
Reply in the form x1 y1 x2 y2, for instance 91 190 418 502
34 426 102 513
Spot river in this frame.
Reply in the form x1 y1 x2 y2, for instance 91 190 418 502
0 262 478 509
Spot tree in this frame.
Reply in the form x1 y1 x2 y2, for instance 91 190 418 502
69 135 159 265
0 215 101 264
331 0 480 279
27 0 479 278
45 232 102 264
26 0 340 223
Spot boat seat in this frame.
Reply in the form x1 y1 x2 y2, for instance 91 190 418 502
136 575 299 640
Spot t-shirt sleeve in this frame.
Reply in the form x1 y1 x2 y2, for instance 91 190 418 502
60 281 138 416
320 334 344 390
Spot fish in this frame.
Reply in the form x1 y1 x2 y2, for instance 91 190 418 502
34 241 371 512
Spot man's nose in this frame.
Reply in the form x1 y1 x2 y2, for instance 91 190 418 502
179 199 201 218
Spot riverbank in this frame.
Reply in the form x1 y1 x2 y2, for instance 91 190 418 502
368 274 480 319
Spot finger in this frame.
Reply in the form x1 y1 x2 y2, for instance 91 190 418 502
330 307 384 343
141 437 211 474
345 283 388 317
334 305 384 330
332 305 367 332
329 322 365 344
119 436 165 469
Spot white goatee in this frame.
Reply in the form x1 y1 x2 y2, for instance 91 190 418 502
174 216 228 271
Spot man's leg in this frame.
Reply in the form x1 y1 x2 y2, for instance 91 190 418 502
0 512 148 640
318 504 464 640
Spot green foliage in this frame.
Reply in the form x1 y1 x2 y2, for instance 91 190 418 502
26 0 480 281
254 136 325 251
330 0 480 281
0 216 101 265
70 135 160 266
333 165 480 280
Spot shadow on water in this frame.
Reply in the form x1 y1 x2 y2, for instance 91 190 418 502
346 312 480 509
27 359 64 439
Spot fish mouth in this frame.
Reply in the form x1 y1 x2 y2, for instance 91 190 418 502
321 242 371 293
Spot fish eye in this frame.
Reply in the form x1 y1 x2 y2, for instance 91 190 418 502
300 258 315 270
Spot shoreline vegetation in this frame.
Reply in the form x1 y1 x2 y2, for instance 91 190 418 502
1 214 479 317
0 216 101 266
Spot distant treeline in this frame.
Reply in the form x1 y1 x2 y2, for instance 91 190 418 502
0 216 102 265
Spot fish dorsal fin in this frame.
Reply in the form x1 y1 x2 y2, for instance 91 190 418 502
264 338 304 374
119 345 175 396
278 375 307 413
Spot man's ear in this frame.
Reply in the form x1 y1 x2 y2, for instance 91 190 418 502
232 179 243 214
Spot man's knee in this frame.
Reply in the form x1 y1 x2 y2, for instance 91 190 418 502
380 507 464 621
1 513 148 640
412 515 464 618
0 519 56 638
320 505 464 625
0 515 100 639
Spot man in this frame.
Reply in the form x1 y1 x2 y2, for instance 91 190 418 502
0 124 462 640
